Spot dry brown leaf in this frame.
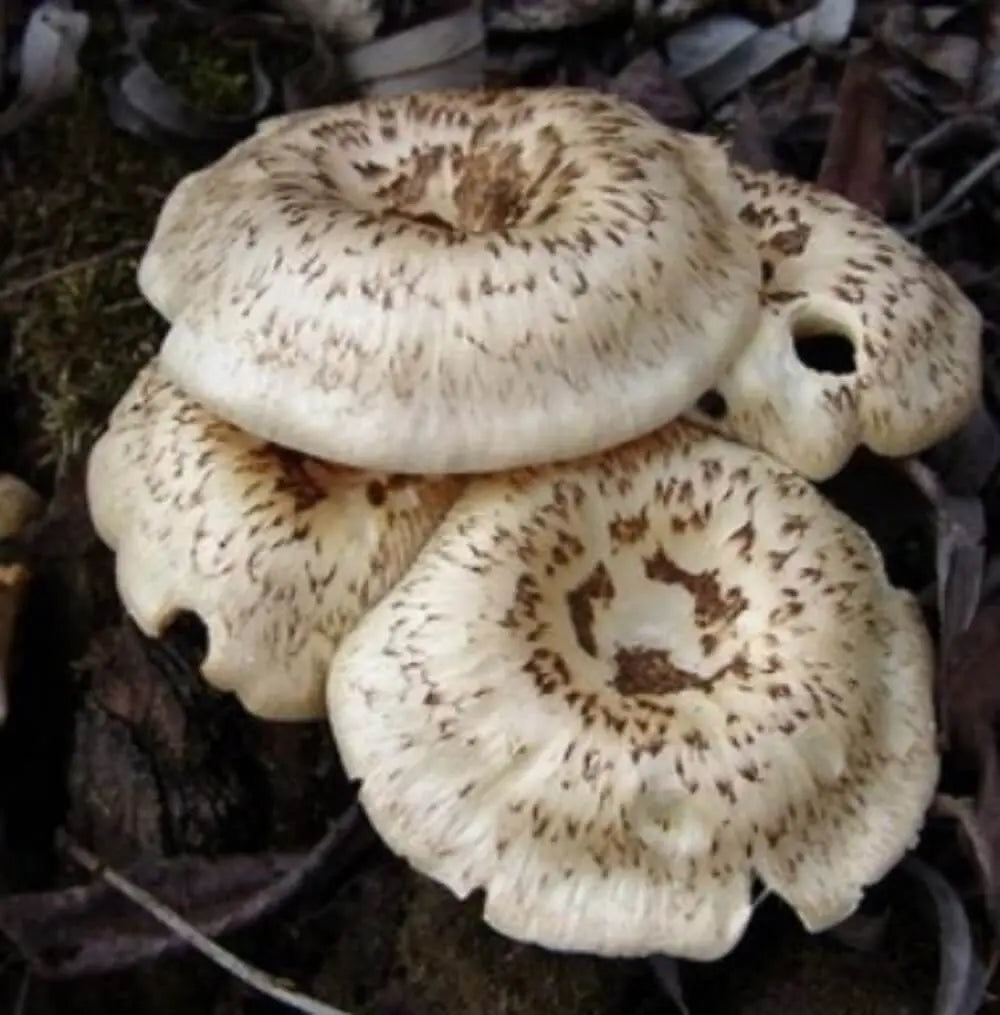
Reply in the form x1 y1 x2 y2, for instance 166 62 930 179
937 600 1000 912
0 805 371 978
816 47 889 214
599 48 699 127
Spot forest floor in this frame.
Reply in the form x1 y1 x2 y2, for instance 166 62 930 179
0 1 998 1013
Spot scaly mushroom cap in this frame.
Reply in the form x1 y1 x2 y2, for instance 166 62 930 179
86 360 463 720
327 420 938 959
139 87 760 474
687 167 982 480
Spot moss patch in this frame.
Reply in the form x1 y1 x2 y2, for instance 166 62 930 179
0 10 199 484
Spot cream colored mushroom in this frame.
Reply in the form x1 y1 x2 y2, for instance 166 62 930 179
0 475 43 723
86 360 463 720
138 87 760 474
687 166 982 480
327 419 938 960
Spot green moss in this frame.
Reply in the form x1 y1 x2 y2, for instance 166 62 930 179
0 7 253 482
0 75 180 478
147 30 258 117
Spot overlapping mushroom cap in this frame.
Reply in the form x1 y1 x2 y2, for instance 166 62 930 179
327 420 938 959
138 87 760 474
688 166 982 480
86 360 463 720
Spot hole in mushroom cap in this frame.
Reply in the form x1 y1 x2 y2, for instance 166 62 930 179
696 390 728 420
791 314 857 375
162 613 209 667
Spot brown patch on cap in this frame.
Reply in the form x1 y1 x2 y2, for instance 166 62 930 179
644 546 748 627
566 561 615 657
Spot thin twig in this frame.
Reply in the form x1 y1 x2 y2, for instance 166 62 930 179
13 971 30 1015
59 830 355 1015
0 240 145 302
892 114 1000 178
902 146 1000 239
101 296 149 315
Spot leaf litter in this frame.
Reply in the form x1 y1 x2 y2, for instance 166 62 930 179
2 1 1000 1013
0 1 90 137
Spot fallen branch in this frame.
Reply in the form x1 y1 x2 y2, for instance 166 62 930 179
902 145 1000 239
892 115 1000 179
57 815 364 1015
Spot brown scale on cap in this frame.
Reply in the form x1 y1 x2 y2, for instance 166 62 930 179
689 166 982 480
138 87 760 475
327 419 938 960
86 359 464 720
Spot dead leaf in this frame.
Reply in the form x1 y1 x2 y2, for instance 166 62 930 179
271 0 384 46
667 11 758 80
903 460 986 672
935 794 997 920
0 459 94 566
0 805 372 978
936 495 987 671
104 0 275 144
725 91 777 170
341 4 485 96
816 47 889 215
487 0 626 33
878 5 980 97
972 744 1000 927
599 48 699 127
973 0 1000 107
275 24 345 110
647 954 691 1015
825 906 891 953
940 598 1000 754
902 857 991 1015
106 52 273 143
924 406 1000 497
0 1 89 137
935 599 1000 922
667 0 856 109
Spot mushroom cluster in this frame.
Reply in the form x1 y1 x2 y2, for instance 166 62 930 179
87 86 982 960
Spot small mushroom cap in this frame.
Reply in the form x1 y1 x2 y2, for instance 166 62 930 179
139 87 760 474
327 420 938 959
86 361 463 720
687 167 983 480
